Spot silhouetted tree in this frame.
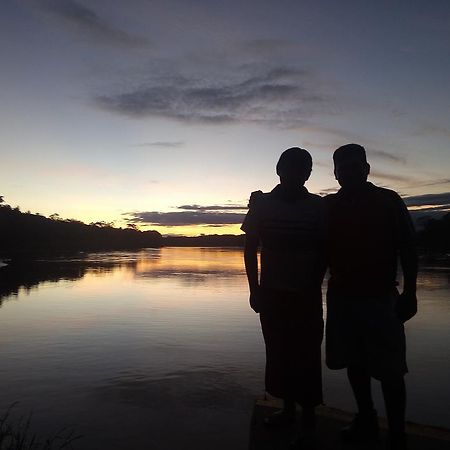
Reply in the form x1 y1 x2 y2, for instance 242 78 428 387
417 212 450 254
0 206 163 258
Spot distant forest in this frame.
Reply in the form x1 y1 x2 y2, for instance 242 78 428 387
0 197 243 258
0 197 162 257
0 197 448 260
416 211 450 257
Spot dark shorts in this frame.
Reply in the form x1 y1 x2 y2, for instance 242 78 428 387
259 287 324 406
325 289 407 380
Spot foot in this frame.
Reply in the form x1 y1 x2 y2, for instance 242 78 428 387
341 409 379 443
263 409 296 427
387 433 408 450
289 431 316 449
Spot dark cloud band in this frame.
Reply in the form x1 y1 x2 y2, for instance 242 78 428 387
403 192 450 208
177 204 246 211
126 211 246 226
95 67 328 125
367 149 406 164
124 203 248 226
39 0 148 47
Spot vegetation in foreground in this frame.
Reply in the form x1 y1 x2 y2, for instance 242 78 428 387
0 404 81 450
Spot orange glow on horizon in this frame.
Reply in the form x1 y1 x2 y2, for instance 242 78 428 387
139 223 243 237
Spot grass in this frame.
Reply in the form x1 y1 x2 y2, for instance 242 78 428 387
0 404 82 450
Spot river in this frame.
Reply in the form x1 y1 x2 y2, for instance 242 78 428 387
0 248 448 449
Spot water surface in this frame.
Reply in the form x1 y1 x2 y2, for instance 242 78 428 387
0 248 448 449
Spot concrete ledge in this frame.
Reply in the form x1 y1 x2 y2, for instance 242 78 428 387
250 397 450 449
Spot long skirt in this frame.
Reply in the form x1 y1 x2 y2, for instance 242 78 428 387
259 287 324 407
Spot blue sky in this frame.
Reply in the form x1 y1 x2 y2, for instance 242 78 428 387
1 0 449 235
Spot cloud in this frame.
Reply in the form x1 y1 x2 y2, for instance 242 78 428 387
177 204 246 211
237 39 305 57
39 0 148 47
132 141 184 148
409 204 450 212
403 192 450 208
369 170 415 184
125 203 247 226
302 134 407 165
403 192 450 227
367 148 407 164
126 211 246 227
417 178 450 188
95 66 329 126
414 123 450 139
399 178 450 189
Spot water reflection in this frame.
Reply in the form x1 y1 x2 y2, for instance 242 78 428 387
0 248 448 441
0 248 260 450
94 367 254 410
0 248 246 304
0 261 85 304
0 256 140 305
416 267 450 290
135 248 246 286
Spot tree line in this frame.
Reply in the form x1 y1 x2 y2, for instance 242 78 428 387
0 196 448 259
0 198 162 258
416 212 450 257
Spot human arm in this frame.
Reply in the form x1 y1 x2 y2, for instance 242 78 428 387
244 233 261 313
394 194 418 322
397 245 418 322
242 192 263 313
316 197 329 286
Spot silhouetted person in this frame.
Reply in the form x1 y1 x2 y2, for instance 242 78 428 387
242 148 326 448
325 144 418 450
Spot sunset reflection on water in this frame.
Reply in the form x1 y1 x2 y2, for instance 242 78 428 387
0 248 448 450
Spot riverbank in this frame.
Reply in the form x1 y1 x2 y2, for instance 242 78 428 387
250 398 450 450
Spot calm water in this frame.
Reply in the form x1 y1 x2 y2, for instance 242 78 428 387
0 248 448 449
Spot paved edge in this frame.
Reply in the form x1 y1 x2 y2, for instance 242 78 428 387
255 398 450 442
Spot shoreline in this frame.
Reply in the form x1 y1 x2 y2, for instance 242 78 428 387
251 398 450 449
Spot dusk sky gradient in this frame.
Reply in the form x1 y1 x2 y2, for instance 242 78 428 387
1 0 450 235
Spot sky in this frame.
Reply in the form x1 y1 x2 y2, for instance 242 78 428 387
1 0 450 236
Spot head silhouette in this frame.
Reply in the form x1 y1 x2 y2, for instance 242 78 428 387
333 143 370 189
276 147 312 189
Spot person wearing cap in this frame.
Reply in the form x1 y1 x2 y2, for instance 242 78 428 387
241 147 326 447
325 144 418 450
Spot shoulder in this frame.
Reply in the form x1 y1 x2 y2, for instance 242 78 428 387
248 190 272 209
323 192 339 206
370 185 405 206
307 192 324 201
324 192 337 200
242 191 269 233
306 192 326 210
369 186 413 229
371 184 399 198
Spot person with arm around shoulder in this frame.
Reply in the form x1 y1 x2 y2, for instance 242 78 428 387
242 147 327 448
325 143 418 450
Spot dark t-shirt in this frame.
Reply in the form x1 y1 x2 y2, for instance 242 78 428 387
325 182 415 297
241 185 326 293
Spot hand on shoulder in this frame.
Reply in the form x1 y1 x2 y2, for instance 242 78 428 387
248 190 264 208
